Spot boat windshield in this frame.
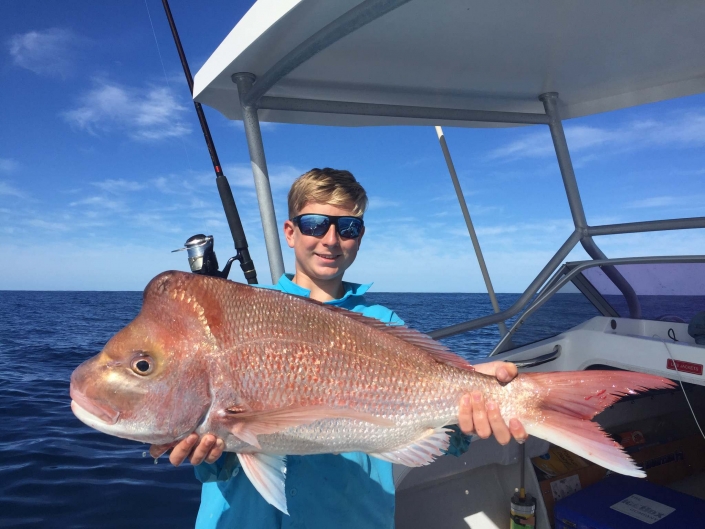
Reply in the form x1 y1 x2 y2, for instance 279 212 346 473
507 283 602 350
498 261 705 352
581 262 705 323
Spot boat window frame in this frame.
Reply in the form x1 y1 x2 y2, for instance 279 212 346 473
487 255 705 356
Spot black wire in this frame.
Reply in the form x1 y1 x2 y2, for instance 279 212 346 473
668 328 677 342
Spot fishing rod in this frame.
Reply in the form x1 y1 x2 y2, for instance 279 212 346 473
161 0 257 284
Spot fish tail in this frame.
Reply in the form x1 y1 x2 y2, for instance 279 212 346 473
519 370 675 477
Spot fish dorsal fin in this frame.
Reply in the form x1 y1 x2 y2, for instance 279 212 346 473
283 292 474 371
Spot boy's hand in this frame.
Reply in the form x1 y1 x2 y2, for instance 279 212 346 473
458 361 528 445
150 433 224 467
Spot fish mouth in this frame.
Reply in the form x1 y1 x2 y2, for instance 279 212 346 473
70 386 120 425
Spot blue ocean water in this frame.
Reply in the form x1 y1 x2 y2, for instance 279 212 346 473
1 288 690 528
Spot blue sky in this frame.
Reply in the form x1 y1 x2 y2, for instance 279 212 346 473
1 0 704 292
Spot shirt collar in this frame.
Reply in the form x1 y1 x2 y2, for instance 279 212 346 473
277 273 372 304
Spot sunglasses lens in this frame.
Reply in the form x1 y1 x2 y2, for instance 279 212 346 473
337 217 363 239
297 215 330 236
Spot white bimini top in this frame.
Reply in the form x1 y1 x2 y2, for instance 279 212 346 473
193 0 705 127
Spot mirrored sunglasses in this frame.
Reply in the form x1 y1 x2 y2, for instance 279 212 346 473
291 214 364 239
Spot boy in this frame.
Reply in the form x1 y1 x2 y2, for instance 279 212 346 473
154 168 526 527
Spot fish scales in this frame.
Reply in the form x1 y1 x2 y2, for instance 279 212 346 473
173 273 530 455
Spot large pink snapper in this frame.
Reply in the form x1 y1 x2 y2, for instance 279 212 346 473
70 271 674 513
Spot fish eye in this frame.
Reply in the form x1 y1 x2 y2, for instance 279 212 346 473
130 354 154 376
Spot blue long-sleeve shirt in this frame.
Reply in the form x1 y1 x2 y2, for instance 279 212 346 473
195 275 404 529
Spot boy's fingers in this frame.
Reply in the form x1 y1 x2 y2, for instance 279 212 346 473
471 391 491 439
509 418 528 443
458 394 474 434
189 434 216 466
205 439 225 464
486 401 511 445
472 361 518 384
496 362 518 383
168 433 198 467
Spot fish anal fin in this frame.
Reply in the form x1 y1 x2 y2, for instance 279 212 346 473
225 404 395 448
370 427 451 467
237 453 289 514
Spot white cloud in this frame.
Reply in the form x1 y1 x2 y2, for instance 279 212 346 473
0 158 20 173
626 194 705 209
669 167 705 176
474 219 573 238
92 179 146 193
464 204 504 216
188 198 210 209
0 181 25 198
205 219 227 229
367 196 401 209
0 240 191 290
132 212 181 233
151 174 198 195
352 227 563 293
8 28 83 78
487 131 555 160
594 230 705 263
224 163 303 192
27 218 69 231
69 196 123 210
431 189 480 202
488 112 705 161
627 196 679 209
62 79 191 141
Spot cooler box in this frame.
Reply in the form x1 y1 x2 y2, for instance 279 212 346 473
554 474 705 528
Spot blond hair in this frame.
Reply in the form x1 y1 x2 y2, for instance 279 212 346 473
288 168 368 218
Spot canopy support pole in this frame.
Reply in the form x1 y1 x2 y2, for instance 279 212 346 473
233 73 285 283
430 229 582 339
539 93 588 230
435 126 508 337
540 93 641 318
588 216 705 235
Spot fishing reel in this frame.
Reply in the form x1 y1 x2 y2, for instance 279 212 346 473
173 234 237 279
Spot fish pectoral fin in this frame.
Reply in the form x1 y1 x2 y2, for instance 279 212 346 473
225 404 395 449
237 453 289 515
370 427 452 467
